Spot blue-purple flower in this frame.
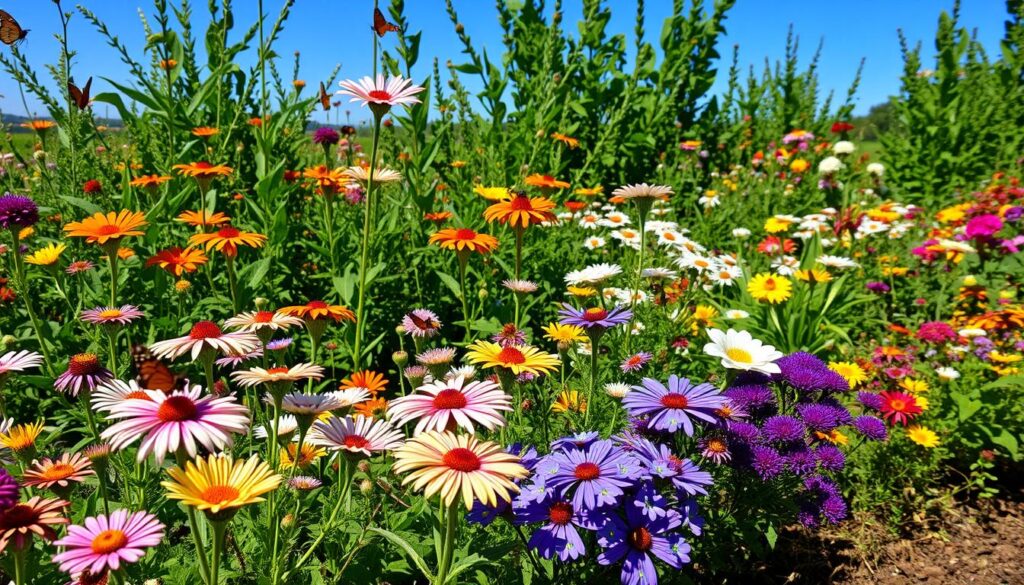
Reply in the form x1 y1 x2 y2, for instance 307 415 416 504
541 440 638 510
622 376 726 435
514 487 598 561
596 502 691 585
0 193 39 230
775 352 849 392
558 304 632 332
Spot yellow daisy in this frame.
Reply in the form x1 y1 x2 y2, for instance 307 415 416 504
906 425 939 448
746 273 793 304
828 361 867 389
24 243 67 267
162 454 282 517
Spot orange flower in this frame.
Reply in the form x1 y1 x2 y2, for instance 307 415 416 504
64 211 148 246
279 300 356 322
524 174 569 190
574 186 604 197
248 117 264 127
189 225 266 257
423 211 453 224
173 162 234 180
550 132 579 149
176 210 231 227
129 174 172 189
117 248 135 260
428 228 499 254
159 59 178 70
340 370 388 394
146 247 208 276
353 397 388 419
293 80 307 89
21 120 57 132
484 193 557 229
191 127 219 138
302 165 345 190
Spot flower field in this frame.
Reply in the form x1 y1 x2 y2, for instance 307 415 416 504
0 1 1022 584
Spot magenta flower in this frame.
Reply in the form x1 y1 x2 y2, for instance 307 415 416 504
387 375 512 434
620 351 652 373
54 353 114 397
52 510 164 576
337 74 425 112
80 305 144 327
964 214 1002 239
310 415 404 458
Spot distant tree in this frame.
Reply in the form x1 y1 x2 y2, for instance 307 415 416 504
851 102 892 141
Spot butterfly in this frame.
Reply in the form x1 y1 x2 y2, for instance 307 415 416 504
372 7 400 37
68 77 92 110
0 10 28 46
318 81 331 111
132 345 185 394
408 313 440 331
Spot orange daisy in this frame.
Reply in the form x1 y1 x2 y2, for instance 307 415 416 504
524 174 570 190
21 120 57 133
189 225 266 257
340 370 388 394
129 174 172 189
146 247 208 276
191 127 219 138
63 211 148 246
173 162 234 180
302 165 346 190
428 228 499 254
279 300 356 323
175 210 231 227
550 132 579 149
484 193 557 229
353 397 388 419
423 211 453 224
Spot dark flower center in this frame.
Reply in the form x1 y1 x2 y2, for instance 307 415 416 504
660 394 689 409
307 300 329 309
189 320 223 339
573 462 600 480
68 353 101 376
217 227 240 238
443 447 481 472
548 501 573 525
454 228 477 240
156 395 198 422
627 527 653 551
509 196 533 211
433 389 468 410
0 505 38 528
343 435 369 449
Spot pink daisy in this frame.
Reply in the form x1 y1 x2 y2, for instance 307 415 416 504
91 380 154 412
0 350 44 378
100 385 250 464
310 415 404 458
337 74 424 110
22 452 95 490
149 320 260 362
54 353 114 397
52 510 164 576
619 351 653 373
80 305 144 327
387 375 512 434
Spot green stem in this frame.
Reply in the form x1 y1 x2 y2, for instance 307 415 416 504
210 520 228 585
457 255 472 342
514 228 524 280
284 458 352 579
10 232 55 375
435 500 460 585
352 114 384 370
176 450 212 585
585 337 600 428
13 547 24 585
107 329 119 376
225 256 240 314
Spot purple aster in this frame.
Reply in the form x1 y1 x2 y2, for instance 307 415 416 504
401 309 442 338
800 476 847 526
266 337 293 351
750 445 785 480
620 351 653 373
857 391 884 411
761 415 805 443
0 469 18 510
507 443 540 473
775 352 849 392
821 495 848 524
215 347 263 368
784 446 818 475
815 444 845 472
852 415 887 440
817 398 853 425
467 498 513 527
312 126 340 145
727 421 760 443
514 487 598 561
596 504 691 585
622 375 726 435
866 281 890 294
632 481 670 521
558 303 632 332
0 193 39 230
542 440 638 510
54 353 114 397
678 498 704 536
797 403 841 432
551 432 600 453
631 439 713 496
723 384 776 412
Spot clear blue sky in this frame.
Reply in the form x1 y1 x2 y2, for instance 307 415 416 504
0 0 1010 122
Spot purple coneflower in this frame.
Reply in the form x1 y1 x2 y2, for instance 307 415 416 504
54 353 114 397
595 504 691 585
491 323 527 348
620 351 652 373
312 127 340 146
542 440 637 510
514 487 597 561
558 304 632 334
698 435 731 464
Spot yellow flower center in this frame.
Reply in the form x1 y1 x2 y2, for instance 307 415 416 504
726 348 753 363
98 309 123 319
40 462 76 481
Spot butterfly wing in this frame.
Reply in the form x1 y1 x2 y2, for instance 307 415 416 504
80 77 92 108
319 81 331 111
372 7 400 37
0 10 26 46
132 344 183 394
68 77 92 110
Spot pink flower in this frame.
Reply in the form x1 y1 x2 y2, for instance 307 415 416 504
337 75 424 111
52 510 164 576
310 415 404 458
149 320 260 362
100 385 250 463
964 214 1002 239
387 375 512 434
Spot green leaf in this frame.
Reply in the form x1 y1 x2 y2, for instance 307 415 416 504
952 391 982 422
368 527 434 582
765 524 778 549
437 272 462 298
446 554 488 583
991 430 1019 458
60 196 103 215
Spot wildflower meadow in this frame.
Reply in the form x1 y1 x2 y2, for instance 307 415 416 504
0 1 1021 584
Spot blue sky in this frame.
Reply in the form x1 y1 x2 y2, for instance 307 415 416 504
0 0 1009 122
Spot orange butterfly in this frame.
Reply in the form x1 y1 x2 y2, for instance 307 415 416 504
408 313 439 331
132 345 184 394
372 7 400 37
68 77 92 110
319 82 331 111
0 10 28 46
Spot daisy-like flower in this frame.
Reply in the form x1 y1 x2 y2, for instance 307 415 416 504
66 260 96 274
340 370 388 394
22 452 94 491
474 186 511 201
817 255 858 269
288 476 323 491
542 323 587 346
129 174 172 189
465 341 560 377
278 392 343 418
254 415 298 441
310 415 404 458
63 211 148 246
80 305 144 327
0 496 70 552
724 309 749 320
101 386 250 464
746 273 793 304
328 387 372 409
353 397 389 419
151 321 260 363
558 304 633 333
565 263 623 286
611 183 674 201
189 225 267 257
280 443 326 469
641 267 678 282
703 328 783 375
24 242 66 267
490 323 527 348
906 425 939 447
542 440 637 510
229 363 324 388
224 309 303 334
552 390 587 414
604 382 631 398
192 126 219 138
502 279 538 294
525 173 571 189
337 74 425 112
0 420 44 459
389 376 512 434
595 504 691 585
402 309 442 338
172 161 233 180
175 210 231 227
620 352 652 373
51 510 164 576
623 376 727 435
54 353 114 397
146 247 208 276
878 391 922 426
393 431 528 510
162 454 282 517
0 350 44 380
429 228 499 254
484 193 557 229
279 300 356 323
583 236 606 250
828 361 867 389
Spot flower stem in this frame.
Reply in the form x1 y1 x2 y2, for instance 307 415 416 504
176 449 212 585
585 337 600 428
352 114 384 370
435 500 460 585
456 255 472 342
210 519 228 585
225 256 240 314
12 547 25 585
10 232 55 375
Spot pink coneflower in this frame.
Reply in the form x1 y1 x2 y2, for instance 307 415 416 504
52 510 164 576
149 321 260 361
22 452 95 491
100 385 250 463
277 392 343 418
80 305 144 327
91 380 153 412
65 260 95 275
388 375 512 434
698 436 732 464
214 348 263 368
491 323 527 348
416 347 457 368
619 351 652 373
401 309 442 338
0 496 70 552
337 74 424 111
502 279 538 294
310 415 404 458
288 476 323 491
0 350 43 379
54 353 114 397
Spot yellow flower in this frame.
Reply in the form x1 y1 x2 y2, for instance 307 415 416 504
279 443 325 470
988 351 1022 364
24 243 67 267
913 395 929 411
464 341 560 377
473 186 511 201
795 269 832 284
906 425 939 448
567 285 596 298
162 454 282 516
573 186 604 197
541 323 587 345
551 390 586 414
828 361 867 389
899 378 929 394
0 420 45 454
789 159 810 173
18 227 33 240
746 273 793 304
764 217 793 233
814 429 849 446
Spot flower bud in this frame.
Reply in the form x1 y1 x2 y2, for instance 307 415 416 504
360 479 374 494
253 297 269 308
393 350 409 367
357 460 371 474
280 513 295 529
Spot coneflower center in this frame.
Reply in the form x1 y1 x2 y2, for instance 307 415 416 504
68 353 101 375
433 389 468 410
573 462 600 480
443 447 481 472
254 311 275 323
189 320 223 339
201 485 240 504
496 347 526 365
40 462 76 481
217 227 240 239
660 394 689 409
307 300 329 309
95 224 122 236
125 390 152 400
90 529 128 554
343 435 369 450
582 308 608 322
627 527 653 551
509 196 533 211
267 367 290 375
98 309 123 319
547 501 573 525
705 438 728 453
156 396 198 422
367 90 392 101
454 228 477 240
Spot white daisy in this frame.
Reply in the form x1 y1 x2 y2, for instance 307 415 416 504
565 263 623 286
703 328 783 375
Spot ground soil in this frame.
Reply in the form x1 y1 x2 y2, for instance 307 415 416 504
752 492 1024 584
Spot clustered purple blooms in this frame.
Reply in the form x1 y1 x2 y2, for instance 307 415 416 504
774 352 849 392
312 126 341 146
0 193 39 230
0 469 19 510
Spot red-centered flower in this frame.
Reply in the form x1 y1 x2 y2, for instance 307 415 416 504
878 391 922 426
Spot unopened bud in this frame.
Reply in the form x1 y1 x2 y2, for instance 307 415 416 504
253 297 269 308
478 288 488 301
520 398 533 412
360 479 374 494
357 460 371 474
0 335 15 347
393 350 409 367
280 513 295 529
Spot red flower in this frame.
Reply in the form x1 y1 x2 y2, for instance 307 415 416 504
831 121 855 134
283 170 302 183
756 236 795 256
879 391 922 426
82 179 102 194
